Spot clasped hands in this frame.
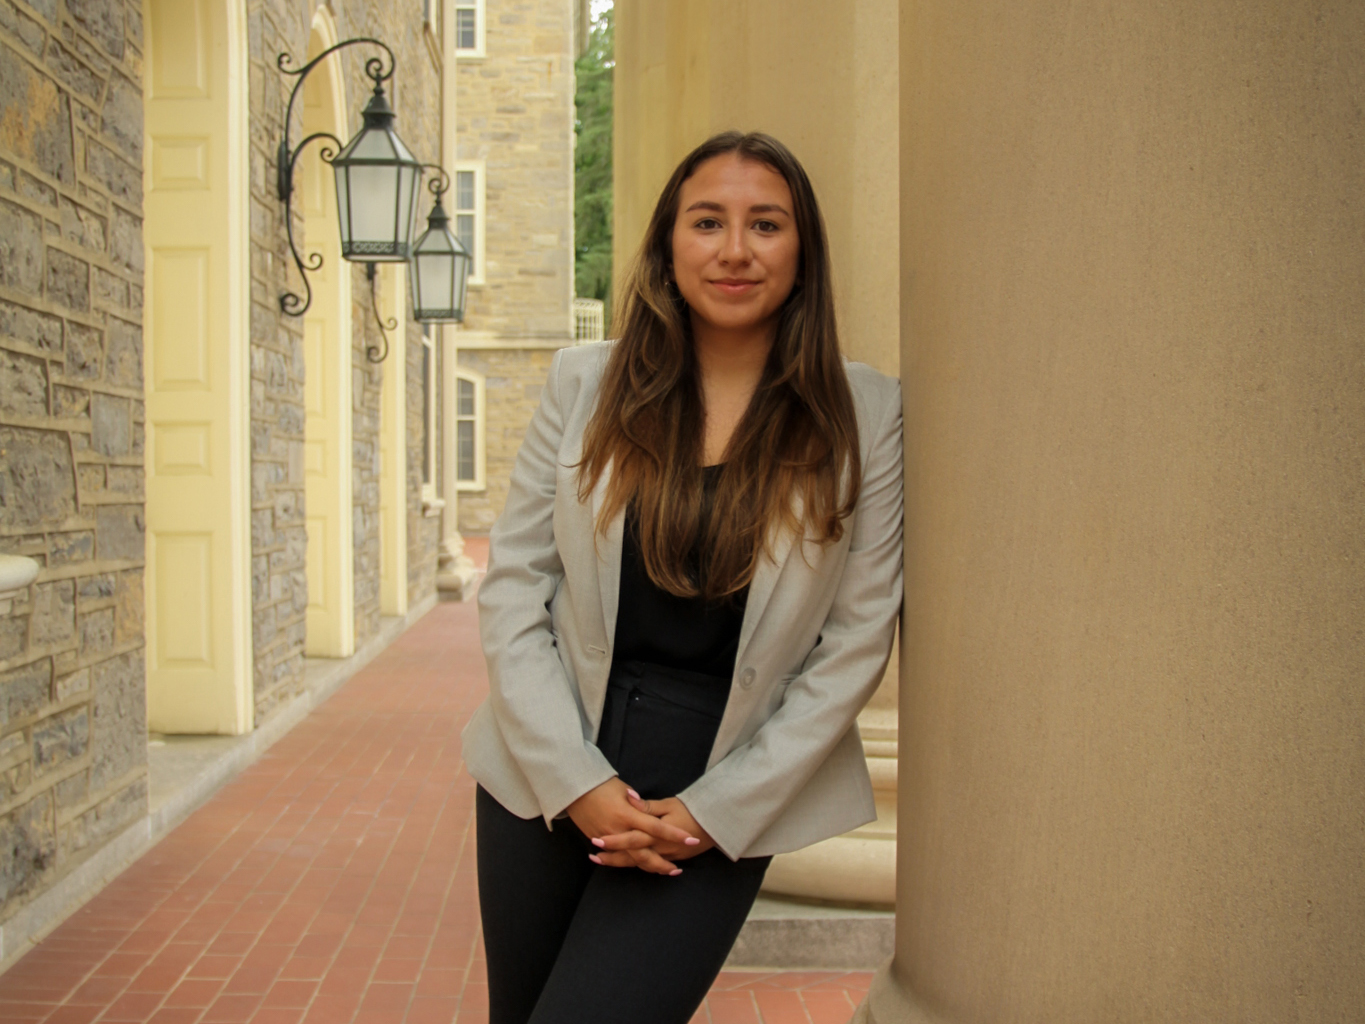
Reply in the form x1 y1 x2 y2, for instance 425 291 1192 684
565 777 715 876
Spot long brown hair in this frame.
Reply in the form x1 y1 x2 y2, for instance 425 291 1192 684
578 131 861 600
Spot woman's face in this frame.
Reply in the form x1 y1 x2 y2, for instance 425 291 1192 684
670 153 800 340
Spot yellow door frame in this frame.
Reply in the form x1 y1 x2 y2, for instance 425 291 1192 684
379 264 408 617
301 8 356 658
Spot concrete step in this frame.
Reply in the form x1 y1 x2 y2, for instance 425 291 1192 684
727 894 895 970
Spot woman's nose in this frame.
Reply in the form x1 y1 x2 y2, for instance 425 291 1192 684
718 225 751 265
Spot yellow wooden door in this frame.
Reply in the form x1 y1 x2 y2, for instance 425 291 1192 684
142 0 252 733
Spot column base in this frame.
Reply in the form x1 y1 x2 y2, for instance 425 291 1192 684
436 557 478 600
852 960 943 1024
762 830 896 906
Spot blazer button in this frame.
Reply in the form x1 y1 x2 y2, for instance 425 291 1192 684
739 667 756 689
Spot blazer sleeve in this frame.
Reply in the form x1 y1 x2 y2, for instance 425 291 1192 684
677 378 904 859
476 348 617 824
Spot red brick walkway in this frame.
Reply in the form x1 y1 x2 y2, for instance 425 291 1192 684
0 601 870 1023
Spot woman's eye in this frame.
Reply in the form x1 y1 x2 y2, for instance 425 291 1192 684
753 220 779 232
695 217 722 229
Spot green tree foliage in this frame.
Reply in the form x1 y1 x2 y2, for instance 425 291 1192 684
575 8 613 327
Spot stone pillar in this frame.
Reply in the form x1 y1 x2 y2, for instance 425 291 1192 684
859 1 1365 1019
613 0 902 907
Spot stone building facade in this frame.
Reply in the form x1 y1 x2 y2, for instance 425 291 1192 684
0 0 150 925
0 0 448 947
246 1 445 717
452 0 580 534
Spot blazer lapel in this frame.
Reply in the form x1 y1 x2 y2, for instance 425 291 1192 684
733 490 804 671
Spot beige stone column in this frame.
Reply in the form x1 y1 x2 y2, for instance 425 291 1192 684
614 0 902 906
860 1 1365 1019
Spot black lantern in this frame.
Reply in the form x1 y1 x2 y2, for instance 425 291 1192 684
275 39 424 316
330 84 422 262
410 171 472 323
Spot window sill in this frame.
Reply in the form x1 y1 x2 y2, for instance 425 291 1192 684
421 496 446 518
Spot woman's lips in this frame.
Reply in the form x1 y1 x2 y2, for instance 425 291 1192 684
710 278 759 295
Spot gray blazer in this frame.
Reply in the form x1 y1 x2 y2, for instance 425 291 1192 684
461 341 903 859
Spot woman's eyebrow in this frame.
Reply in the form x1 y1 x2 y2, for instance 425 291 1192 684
683 200 791 216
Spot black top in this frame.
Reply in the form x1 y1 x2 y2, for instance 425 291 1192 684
612 465 749 679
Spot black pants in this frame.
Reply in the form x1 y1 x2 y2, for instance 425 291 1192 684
477 661 771 1024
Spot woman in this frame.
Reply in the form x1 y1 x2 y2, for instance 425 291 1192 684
462 131 903 1024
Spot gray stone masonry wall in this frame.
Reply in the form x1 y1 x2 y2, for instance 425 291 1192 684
0 0 149 923
457 348 558 533
452 0 577 534
456 0 576 339
248 2 442 715
332 5 444 651
247 1 309 725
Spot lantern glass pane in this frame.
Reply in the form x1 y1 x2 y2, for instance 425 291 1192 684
452 251 470 312
397 165 419 252
416 252 455 313
338 164 398 252
456 214 475 274
335 164 351 241
352 127 397 159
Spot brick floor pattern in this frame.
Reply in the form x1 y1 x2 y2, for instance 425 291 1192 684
0 602 870 1023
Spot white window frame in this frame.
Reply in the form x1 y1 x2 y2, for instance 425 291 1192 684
420 324 440 506
453 0 486 58
453 159 487 286
453 366 486 491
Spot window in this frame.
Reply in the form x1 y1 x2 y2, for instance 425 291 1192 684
454 368 486 490
454 0 485 57
452 160 485 285
420 324 438 501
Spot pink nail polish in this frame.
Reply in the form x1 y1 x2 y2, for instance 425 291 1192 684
588 854 603 865
591 837 606 848
669 869 683 876
626 788 641 800
684 837 700 846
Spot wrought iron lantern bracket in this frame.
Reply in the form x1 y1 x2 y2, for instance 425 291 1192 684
365 263 398 364
275 38 397 317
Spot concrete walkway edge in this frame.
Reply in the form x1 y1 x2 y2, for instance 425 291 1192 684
0 593 440 975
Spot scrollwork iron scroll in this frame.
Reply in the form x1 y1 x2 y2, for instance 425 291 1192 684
274 39 397 317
